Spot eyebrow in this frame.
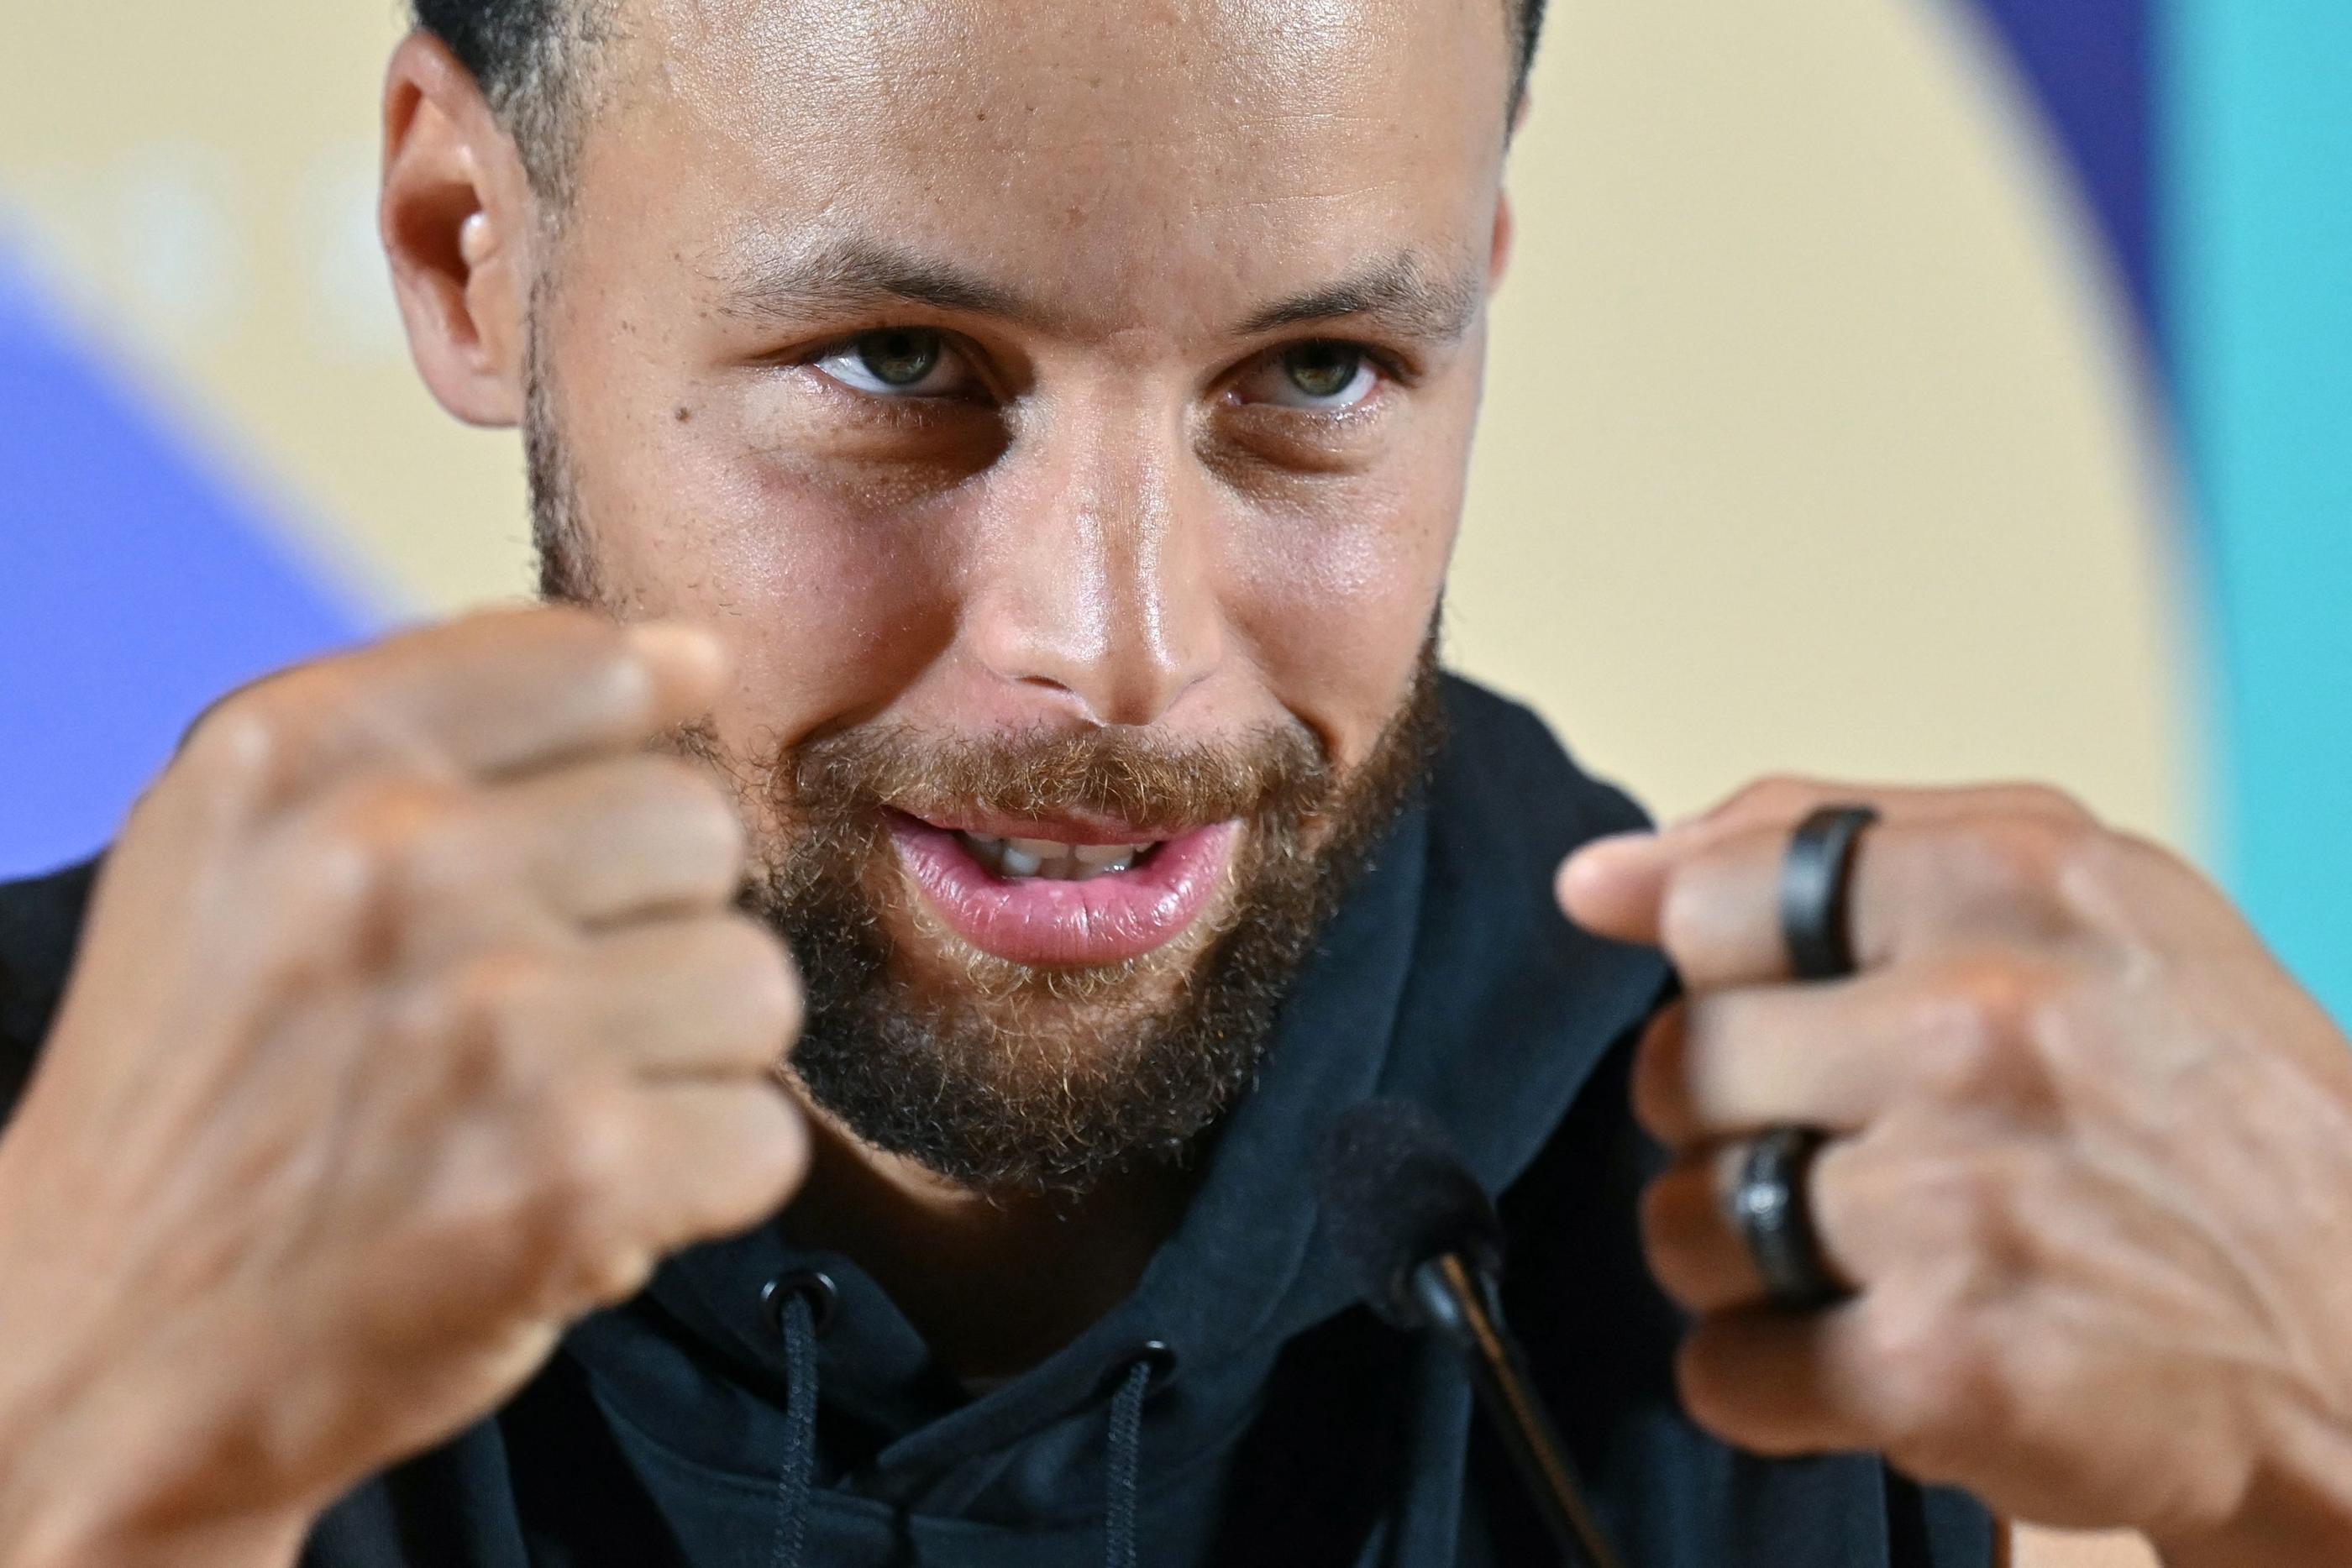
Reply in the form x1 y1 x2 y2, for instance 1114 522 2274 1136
1236 254 1486 345
711 235 1042 327
711 233 1484 346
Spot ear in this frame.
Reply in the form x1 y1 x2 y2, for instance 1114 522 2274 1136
1489 88 1527 294
379 30 537 428
1488 189 1516 294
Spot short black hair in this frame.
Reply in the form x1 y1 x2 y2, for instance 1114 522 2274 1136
411 0 606 201
412 0 1548 199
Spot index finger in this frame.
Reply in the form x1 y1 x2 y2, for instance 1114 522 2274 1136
1557 779 2092 947
184 606 726 805
1564 810 2086 989
1557 780 2094 989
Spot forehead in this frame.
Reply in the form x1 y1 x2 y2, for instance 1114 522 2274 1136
576 0 1513 328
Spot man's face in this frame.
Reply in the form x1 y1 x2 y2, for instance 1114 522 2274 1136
517 0 1514 1188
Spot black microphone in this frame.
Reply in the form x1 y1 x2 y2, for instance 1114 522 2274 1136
1315 1099 1626 1568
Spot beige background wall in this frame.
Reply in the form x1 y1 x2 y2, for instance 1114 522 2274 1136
0 0 2189 847
1460 0 2185 836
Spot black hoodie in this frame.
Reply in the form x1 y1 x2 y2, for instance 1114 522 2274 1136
0 677 1992 1567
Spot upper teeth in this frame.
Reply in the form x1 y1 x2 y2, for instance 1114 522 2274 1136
960 833 1152 880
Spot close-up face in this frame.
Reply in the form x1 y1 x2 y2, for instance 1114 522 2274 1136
395 0 1519 1190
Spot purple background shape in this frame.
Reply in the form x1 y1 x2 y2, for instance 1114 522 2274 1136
0 246 376 877
1969 0 2159 350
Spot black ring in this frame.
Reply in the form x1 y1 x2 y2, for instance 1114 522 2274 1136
1779 805 1881 981
1730 1126 1846 1311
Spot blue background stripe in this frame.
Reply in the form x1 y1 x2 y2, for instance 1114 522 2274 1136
2165 0 2352 1020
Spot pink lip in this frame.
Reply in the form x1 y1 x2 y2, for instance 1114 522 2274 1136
887 812 1239 968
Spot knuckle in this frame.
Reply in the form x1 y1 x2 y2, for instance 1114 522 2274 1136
178 695 287 800
271 776 470 942
1912 993 2008 1102
1908 1146 2036 1281
1720 774 1828 826
304 775 465 882
179 658 363 789
530 1078 640 1242
2050 819 2124 890
1861 1302 2009 1460
1969 815 2076 894
2107 826 2188 879
1908 965 2050 1104
2053 826 2183 925
449 949 557 1041
2003 782 2097 825
1941 815 2094 927
401 951 558 1090
2011 971 2082 1075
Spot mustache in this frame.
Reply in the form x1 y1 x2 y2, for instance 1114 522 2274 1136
793 721 1335 834
684 718 1336 837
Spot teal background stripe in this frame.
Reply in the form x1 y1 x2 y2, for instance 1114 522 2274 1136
2166 0 2352 1022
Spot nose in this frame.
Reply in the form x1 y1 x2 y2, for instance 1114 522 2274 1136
964 401 1223 728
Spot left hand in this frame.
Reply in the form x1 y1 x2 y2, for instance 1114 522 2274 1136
1557 779 2352 1567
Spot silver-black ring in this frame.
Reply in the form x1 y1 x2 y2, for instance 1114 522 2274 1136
1779 805 1881 982
1730 1126 1845 1311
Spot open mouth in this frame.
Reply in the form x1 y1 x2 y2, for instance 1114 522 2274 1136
953 832 1160 881
885 810 1241 968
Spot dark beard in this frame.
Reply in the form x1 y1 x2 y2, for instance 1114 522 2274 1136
739 663 1443 1196
526 331 1446 1197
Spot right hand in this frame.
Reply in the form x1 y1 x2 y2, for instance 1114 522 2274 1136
0 607 809 1565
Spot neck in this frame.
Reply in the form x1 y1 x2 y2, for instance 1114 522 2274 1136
782 1101 1194 1382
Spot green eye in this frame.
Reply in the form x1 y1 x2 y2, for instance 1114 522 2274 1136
1284 342 1365 400
856 329 942 387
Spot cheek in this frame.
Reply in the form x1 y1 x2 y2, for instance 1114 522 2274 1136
1222 357 1480 768
571 409 964 750
1226 462 1459 773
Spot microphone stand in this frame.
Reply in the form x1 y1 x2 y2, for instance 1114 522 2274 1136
1411 1253 1626 1568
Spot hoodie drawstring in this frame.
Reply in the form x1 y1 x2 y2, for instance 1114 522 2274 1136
1103 1339 1173 1568
763 1275 1165 1568
763 1272 836 1568
1102 1357 1151 1568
